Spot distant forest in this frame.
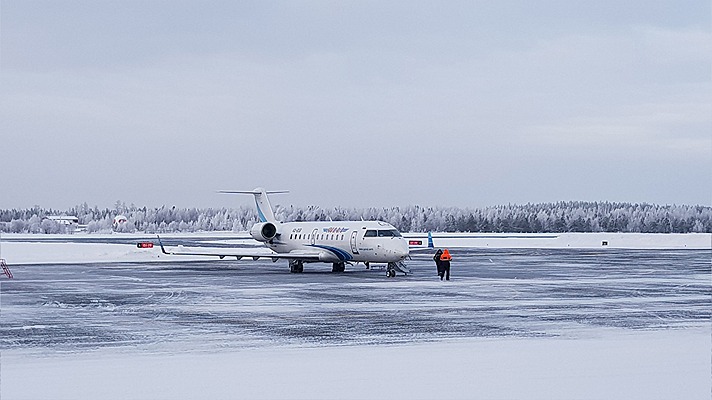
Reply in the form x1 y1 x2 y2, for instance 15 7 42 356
1 201 710 234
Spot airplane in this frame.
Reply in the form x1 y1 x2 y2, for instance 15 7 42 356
158 188 411 277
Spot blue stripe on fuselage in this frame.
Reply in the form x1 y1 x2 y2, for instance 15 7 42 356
309 244 353 261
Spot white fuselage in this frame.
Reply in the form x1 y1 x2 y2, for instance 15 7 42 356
263 220 409 264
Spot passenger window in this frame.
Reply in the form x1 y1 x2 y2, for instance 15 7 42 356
364 230 377 237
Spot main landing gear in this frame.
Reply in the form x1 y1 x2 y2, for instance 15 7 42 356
289 260 304 273
288 261 346 273
332 262 345 273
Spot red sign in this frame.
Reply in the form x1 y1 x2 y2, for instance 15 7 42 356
409 240 422 246
137 242 154 248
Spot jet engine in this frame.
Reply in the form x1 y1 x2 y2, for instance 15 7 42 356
250 222 279 242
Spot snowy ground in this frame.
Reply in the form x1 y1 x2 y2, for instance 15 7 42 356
0 233 710 399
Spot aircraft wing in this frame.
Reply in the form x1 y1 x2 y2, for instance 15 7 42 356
157 237 321 262
408 247 438 254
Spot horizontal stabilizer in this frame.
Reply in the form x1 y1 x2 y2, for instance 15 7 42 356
217 187 288 222
218 190 289 195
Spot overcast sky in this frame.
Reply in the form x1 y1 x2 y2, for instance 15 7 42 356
1 1 710 210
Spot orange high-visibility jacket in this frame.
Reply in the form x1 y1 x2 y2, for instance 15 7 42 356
440 249 452 261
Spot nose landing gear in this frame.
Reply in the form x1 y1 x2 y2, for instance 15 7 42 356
386 261 409 278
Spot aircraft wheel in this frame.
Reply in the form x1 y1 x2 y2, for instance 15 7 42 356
290 261 304 273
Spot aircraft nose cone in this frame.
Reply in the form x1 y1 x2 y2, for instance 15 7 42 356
396 243 409 259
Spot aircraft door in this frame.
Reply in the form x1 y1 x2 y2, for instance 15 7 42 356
350 231 359 254
311 228 318 245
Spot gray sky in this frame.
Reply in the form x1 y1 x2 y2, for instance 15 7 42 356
1 1 710 210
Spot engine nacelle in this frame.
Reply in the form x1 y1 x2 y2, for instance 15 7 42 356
250 222 279 242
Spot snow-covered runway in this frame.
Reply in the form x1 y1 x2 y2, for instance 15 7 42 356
1 241 709 399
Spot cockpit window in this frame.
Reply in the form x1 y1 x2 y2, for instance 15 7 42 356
365 229 402 237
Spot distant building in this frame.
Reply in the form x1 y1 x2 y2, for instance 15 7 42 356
46 216 79 226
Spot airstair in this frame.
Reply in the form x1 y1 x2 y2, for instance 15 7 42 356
386 261 410 278
1 259 12 279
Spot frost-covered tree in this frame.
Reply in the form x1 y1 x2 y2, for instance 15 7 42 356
1 201 710 234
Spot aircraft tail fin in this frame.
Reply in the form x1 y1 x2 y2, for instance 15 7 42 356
219 187 288 222
427 231 434 248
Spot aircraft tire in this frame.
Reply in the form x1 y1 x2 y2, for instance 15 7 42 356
289 261 304 273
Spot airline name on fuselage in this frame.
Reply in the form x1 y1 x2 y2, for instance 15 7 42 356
290 227 350 233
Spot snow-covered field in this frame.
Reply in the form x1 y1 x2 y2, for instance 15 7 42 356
0 233 710 399
413 232 711 249
1 232 709 265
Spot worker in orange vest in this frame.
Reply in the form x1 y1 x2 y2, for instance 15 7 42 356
439 248 452 281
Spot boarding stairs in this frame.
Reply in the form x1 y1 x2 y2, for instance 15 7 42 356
386 261 410 278
1 259 13 279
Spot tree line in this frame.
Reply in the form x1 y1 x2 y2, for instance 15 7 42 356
0 201 710 234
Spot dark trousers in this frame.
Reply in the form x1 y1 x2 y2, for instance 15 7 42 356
440 262 450 280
